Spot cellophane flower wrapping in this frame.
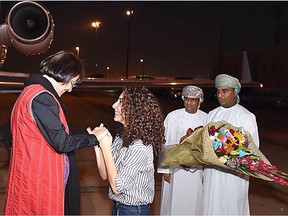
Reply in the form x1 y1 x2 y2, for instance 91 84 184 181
160 120 288 185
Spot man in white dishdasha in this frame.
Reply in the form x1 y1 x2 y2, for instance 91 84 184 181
158 85 207 215
203 74 260 215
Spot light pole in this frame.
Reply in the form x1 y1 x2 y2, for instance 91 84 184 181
125 10 133 79
140 58 144 75
106 66 110 78
95 63 98 74
91 20 101 76
75 46 80 58
91 20 101 39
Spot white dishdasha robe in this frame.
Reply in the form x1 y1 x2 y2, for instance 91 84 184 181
203 104 259 215
157 108 207 215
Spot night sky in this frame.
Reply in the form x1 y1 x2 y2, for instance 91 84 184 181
1 1 288 79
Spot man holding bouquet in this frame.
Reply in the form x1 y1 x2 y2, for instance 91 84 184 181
158 85 207 215
202 74 260 215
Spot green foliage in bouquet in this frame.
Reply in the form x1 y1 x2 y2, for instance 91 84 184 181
160 121 288 185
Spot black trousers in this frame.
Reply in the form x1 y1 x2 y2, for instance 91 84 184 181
65 151 80 215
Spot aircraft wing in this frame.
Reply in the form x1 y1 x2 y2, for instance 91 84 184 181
80 77 216 88
0 71 261 93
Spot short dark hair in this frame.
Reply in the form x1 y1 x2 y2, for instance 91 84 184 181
40 50 85 83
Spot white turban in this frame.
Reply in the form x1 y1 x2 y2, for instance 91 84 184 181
215 74 241 103
181 85 204 104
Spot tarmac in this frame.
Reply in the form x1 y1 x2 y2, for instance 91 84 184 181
0 92 288 215
1 139 288 215
0 144 162 215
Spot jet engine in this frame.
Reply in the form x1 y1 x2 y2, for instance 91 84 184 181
0 1 54 67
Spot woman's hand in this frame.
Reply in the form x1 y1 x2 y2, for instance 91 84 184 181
88 125 118 194
87 123 112 150
99 131 113 151
87 123 108 142
88 124 108 180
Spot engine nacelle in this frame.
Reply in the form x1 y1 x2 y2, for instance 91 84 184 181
0 1 54 66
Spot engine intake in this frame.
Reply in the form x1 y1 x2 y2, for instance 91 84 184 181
0 1 54 66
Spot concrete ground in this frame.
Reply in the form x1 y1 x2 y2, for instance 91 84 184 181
0 145 162 215
0 91 288 215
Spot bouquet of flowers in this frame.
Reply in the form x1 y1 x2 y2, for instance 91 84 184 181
160 121 288 186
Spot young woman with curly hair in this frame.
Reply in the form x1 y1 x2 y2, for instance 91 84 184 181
91 86 165 215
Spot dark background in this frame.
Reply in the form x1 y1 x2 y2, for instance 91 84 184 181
1 1 288 79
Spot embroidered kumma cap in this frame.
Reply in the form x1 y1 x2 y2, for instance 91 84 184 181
181 85 204 103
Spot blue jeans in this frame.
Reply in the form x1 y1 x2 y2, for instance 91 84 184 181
112 201 151 215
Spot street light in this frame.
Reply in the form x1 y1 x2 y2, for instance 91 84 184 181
95 63 98 73
106 66 110 78
140 58 144 75
91 20 101 76
91 20 101 38
125 10 133 79
75 46 80 58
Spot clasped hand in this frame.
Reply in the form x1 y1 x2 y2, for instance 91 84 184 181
87 123 112 148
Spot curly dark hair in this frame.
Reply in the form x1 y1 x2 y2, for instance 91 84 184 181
120 86 165 155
